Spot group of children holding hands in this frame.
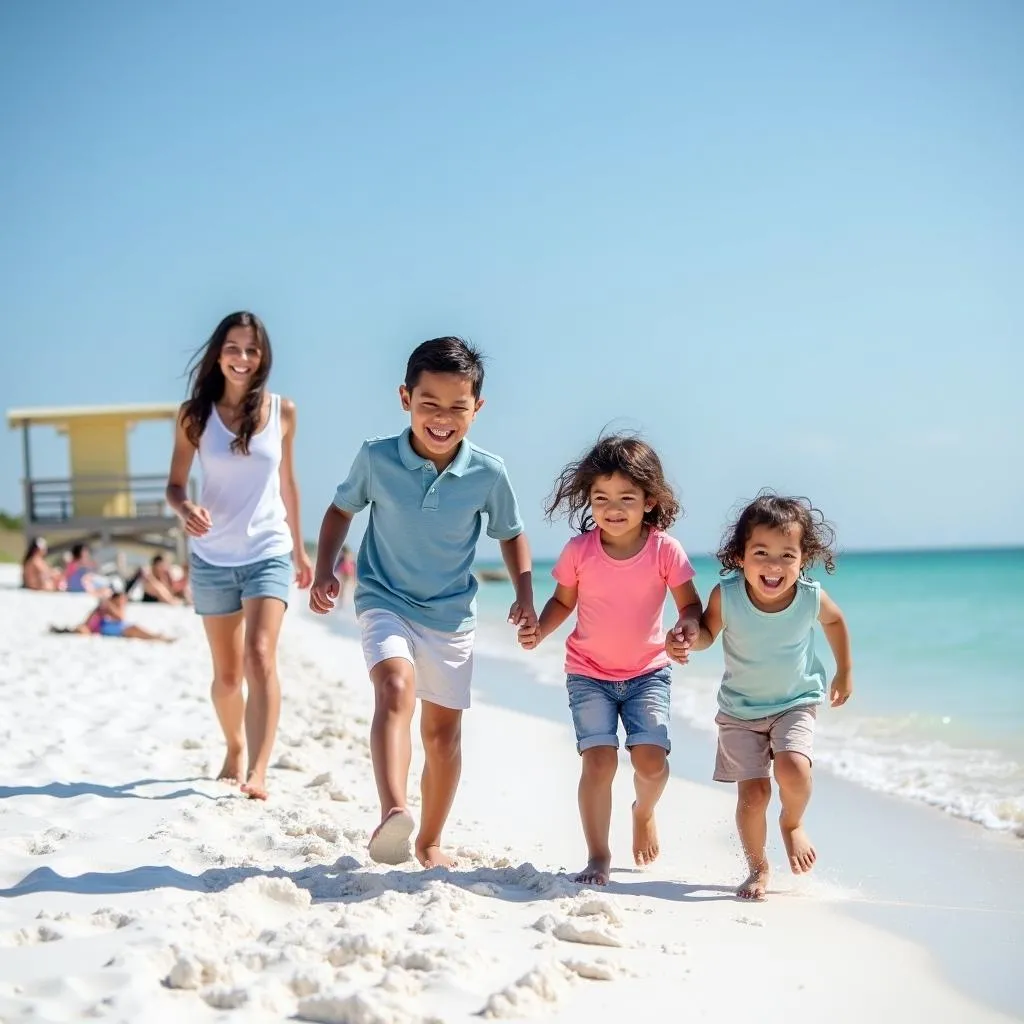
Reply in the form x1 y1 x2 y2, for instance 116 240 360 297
172 318 853 900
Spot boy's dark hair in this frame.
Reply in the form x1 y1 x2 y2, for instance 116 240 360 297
546 433 681 533
717 490 837 575
405 336 485 398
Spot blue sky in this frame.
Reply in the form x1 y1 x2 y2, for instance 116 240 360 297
1 1 1021 559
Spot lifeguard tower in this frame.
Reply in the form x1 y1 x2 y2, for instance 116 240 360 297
6 402 193 560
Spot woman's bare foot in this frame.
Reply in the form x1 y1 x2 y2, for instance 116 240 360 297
416 843 456 869
632 801 660 867
737 865 770 900
572 856 612 886
781 823 816 873
368 808 415 865
241 770 268 801
216 748 245 784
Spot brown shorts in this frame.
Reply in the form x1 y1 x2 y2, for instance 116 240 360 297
713 706 817 783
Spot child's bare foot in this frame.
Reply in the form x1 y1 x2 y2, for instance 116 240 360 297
572 856 612 886
416 842 456 869
241 770 268 801
737 865 770 900
631 801 660 866
781 823 816 873
368 808 415 865
216 749 245 784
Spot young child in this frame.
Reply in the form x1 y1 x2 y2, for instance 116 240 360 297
518 435 702 886
670 492 853 901
310 337 536 869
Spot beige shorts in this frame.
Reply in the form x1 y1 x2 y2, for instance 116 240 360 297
713 706 817 783
358 607 475 711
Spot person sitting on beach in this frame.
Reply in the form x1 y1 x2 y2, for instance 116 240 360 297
50 579 175 642
61 543 111 596
22 537 63 591
310 336 536 869
672 492 853 901
334 545 356 605
517 435 702 886
133 554 188 605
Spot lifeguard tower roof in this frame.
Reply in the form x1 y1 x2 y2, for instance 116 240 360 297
6 402 180 428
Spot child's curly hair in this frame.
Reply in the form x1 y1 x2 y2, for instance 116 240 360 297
717 490 837 575
546 434 681 534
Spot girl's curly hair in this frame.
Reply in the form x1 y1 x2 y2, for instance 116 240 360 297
546 434 681 534
717 490 837 575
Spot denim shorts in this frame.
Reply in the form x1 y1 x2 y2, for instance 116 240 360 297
566 666 672 753
190 553 292 616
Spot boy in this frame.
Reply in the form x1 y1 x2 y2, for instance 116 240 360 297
310 337 536 868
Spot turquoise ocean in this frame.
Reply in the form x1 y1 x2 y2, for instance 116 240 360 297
471 547 1024 837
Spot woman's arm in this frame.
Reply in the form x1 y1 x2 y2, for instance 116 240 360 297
165 405 211 537
279 399 313 587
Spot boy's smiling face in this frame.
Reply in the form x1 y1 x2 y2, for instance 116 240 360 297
399 371 483 469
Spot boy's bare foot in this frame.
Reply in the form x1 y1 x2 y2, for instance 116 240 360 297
416 843 456 869
632 801 660 866
737 866 770 900
781 823 816 873
216 749 245 784
572 856 612 886
368 808 415 865
241 770 268 801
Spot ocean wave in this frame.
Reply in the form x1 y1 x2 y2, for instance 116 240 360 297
669 671 1024 837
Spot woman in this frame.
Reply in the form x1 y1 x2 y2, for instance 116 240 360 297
166 311 313 800
22 537 62 591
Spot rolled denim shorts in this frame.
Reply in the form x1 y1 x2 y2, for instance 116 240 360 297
566 666 672 753
190 553 292 616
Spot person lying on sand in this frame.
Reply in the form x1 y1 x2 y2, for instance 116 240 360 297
50 581 175 643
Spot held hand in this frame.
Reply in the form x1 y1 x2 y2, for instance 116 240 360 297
309 573 340 615
181 501 213 538
517 622 540 651
293 548 314 590
665 618 699 665
507 599 538 632
830 670 853 707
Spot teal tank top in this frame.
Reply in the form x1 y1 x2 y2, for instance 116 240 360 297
717 573 825 720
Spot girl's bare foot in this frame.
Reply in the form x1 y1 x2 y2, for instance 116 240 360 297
241 770 268 800
368 808 415 865
632 801 660 866
737 865 770 900
781 823 816 873
416 843 456 869
572 856 611 886
216 749 245 784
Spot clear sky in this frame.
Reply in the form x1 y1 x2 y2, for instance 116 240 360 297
1 1 1021 559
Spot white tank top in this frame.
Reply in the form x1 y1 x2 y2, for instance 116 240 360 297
190 393 293 567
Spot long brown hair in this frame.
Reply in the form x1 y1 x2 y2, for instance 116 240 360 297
182 311 272 455
546 434 681 533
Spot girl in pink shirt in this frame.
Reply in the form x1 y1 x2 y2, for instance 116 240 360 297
518 435 703 886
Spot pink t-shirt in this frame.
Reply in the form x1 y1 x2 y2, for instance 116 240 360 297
552 528 695 680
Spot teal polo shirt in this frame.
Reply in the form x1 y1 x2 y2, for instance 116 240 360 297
333 429 524 632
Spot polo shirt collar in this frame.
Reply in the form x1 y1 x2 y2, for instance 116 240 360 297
398 428 472 477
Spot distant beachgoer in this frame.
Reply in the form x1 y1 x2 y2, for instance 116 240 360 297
310 336 535 868
61 543 111 596
22 537 62 591
135 554 186 605
166 311 313 801
334 544 356 605
677 492 854 901
517 435 702 886
50 580 174 642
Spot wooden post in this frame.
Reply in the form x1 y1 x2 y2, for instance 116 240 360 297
20 420 32 540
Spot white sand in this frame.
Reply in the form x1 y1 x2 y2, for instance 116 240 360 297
0 566 1012 1023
